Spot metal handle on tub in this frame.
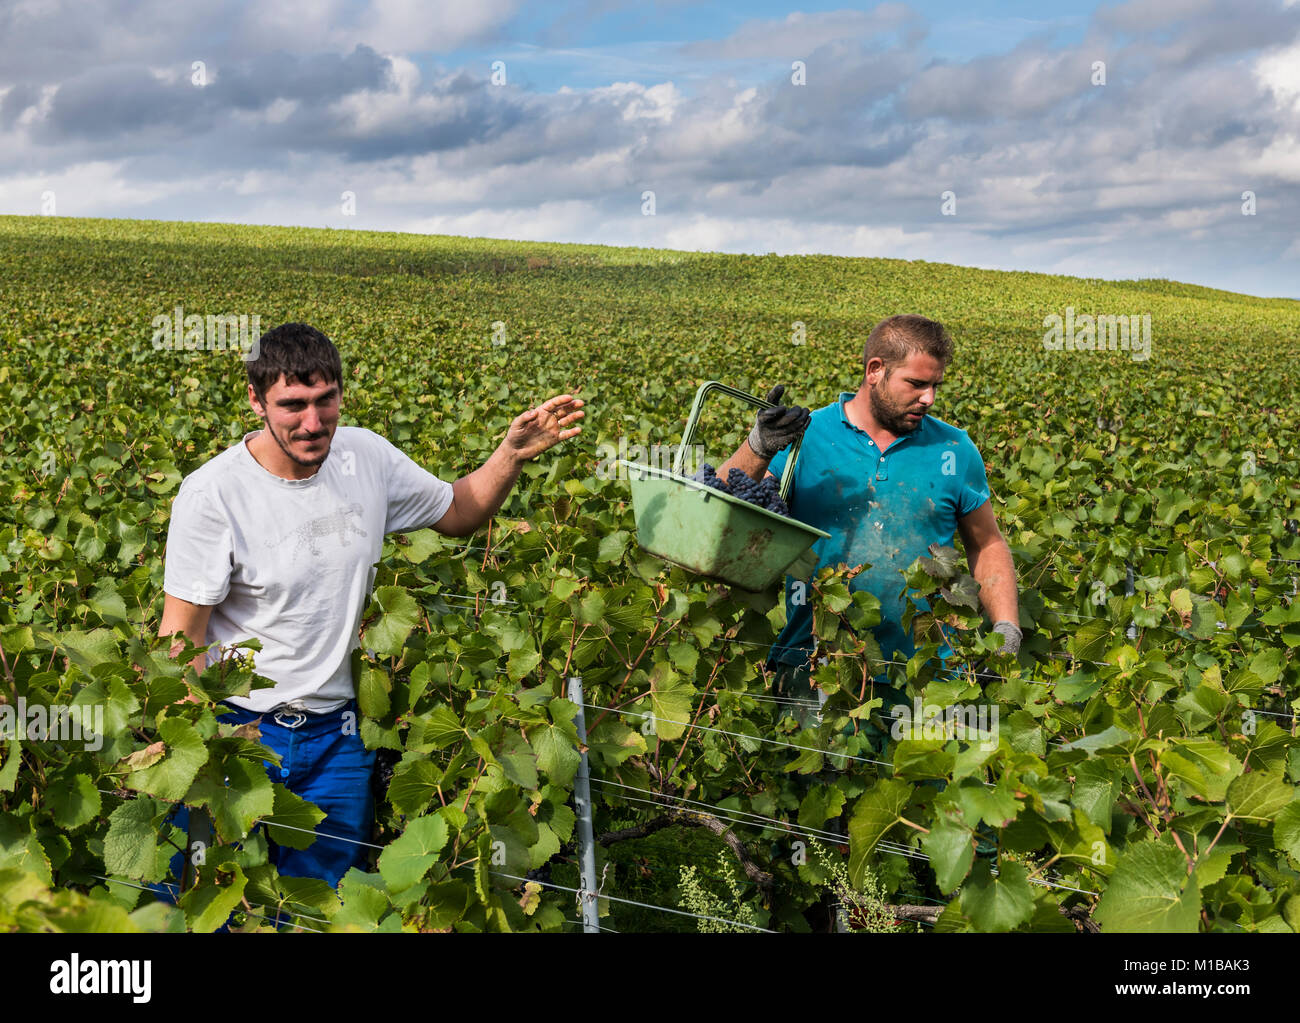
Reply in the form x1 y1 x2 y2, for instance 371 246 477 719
672 381 807 503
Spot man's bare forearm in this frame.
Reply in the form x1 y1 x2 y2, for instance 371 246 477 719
716 439 771 483
447 441 526 536
970 538 1019 624
158 593 212 700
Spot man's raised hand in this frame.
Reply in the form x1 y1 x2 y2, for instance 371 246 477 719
505 393 585 461
748 385 811 460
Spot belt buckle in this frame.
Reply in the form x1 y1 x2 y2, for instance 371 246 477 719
272 707 308 729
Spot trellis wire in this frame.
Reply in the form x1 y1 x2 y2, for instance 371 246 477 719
491 870 774 933
576 701 894 769
93 789 769 933
590 779 853 847
561 917 621 933
587 777 1094 895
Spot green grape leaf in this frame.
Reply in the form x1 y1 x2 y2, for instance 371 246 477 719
265 783 327 850
186 756 275 841
378 814 449 893
920 816 974 893
1273 803 1300 860
1226 771 1294 822
104 798 165 881
362 586 421 656
798 785 846 829
180 864 248 933
46 773 101 830
386 758 441 817
1094 842 1199 933
127 717 208 801
532 724 580 786
961 859 1034 932
848 779 913 887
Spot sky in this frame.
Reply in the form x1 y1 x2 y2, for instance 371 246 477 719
1 0 1298 298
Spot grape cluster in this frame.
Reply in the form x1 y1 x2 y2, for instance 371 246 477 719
694 463 791 516
525 862 553 887
371 746 401 802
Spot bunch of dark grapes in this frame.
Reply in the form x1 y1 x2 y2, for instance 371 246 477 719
730 469 791 516
525 861 554 887
693 462 730 494
371 746 401 802
694 463 790 516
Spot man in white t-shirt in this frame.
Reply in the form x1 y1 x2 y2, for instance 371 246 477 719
158 322 583 889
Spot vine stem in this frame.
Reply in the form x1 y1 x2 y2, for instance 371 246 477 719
1022 540 1070 591
587 620 662 734
723 734 757 789
558 619 582 688
479 518 493 574
1149 753 1196 868
1128 751 1164 837
1024 852 1061 882
472 519 498 620
459 757 486 814
1168 828 1194 871
603 690 657 714
599 629 633 671
1148 749 1171 819
1188 814 1235 878
0 639 16 700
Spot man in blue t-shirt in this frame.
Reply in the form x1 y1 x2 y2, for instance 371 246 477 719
715 315 1021 732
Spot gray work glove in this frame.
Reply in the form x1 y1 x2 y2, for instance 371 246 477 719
747 385 811 460
992 620 1022 657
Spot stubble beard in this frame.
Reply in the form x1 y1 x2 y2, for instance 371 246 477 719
869 379 924 434
265 418 331 468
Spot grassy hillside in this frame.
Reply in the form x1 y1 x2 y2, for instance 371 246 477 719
4 214 1297 488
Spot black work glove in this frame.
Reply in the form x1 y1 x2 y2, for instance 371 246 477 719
748 385 811 460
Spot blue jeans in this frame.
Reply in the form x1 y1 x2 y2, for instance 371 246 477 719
156 699 376 898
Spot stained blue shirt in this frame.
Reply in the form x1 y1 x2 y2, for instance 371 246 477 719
767 392 990 676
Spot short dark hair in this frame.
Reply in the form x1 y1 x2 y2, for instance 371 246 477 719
863 315 954 377
247 323 343 405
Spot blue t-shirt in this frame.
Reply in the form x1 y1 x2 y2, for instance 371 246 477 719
767 392 990 675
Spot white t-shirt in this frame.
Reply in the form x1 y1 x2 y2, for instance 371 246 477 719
162 426 455 713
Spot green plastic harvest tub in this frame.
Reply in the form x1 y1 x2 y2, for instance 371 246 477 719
619 381 830 592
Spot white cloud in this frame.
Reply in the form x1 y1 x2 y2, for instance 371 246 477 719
263 98 298 124
17 83 57 126
617 81 680 123
1160 205 1220 230
218 170 277 196
1248 133 1300 182
1254 40 1300 112
0 159 196 214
